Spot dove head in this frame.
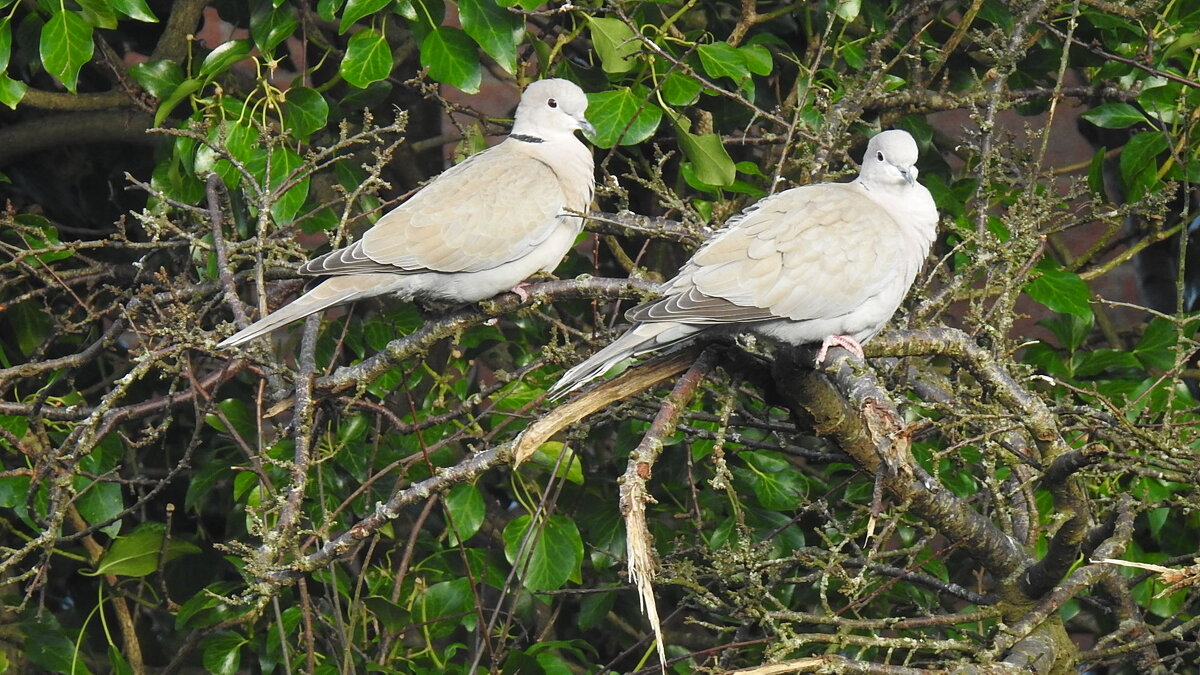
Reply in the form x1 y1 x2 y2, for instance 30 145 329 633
858 130 921 188
511 78 594 141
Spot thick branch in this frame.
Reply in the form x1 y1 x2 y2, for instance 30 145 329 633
773 349 1030 581
0 110 156 167
152 0 207 62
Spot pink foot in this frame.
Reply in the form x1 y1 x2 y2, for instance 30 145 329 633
511 281 532 302
815 334 864 364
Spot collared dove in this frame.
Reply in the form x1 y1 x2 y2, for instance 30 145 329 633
217 78 595 349
548 129 938 398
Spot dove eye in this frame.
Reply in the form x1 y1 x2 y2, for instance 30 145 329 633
876 151 884 161
547 98 558 108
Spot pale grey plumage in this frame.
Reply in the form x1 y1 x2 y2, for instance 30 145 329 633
549 129 938 398
218 78 595 349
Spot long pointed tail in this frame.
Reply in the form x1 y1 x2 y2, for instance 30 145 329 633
216 275 397 348
547 322 696 399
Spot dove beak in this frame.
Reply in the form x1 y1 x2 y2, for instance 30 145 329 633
578 117 596 136
900 166 916 186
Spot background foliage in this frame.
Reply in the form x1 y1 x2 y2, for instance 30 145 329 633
1 0 1198 673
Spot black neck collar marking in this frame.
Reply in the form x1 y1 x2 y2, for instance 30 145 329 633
509 133 545 143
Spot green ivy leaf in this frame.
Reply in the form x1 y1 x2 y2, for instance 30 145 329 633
1081 102 1147 129
86 522 198 577
1119 131 1168 200
203 398 256 439
444 482 485 545
111 0 158 22
677 126 735 187
175 581 244 630
526 441 585 485
153 77 202 126
22 615 93 675
587 16 639 74
459 0 522 74
13 301 49 357
199 39 252 78
76 0 117 29
1026 267 1093 321
339 0 391 34
250 1 299 53
578 590 616 631
400 0 444 42
196 120 259 188
1163 29 1200 60
269 145 308 224
420 26 481 93
0 18 12 71
740 451 807 510
503 514 583 591
281 86 328 139
585 87 662 148
1071 348 1141 378
0 72 26 109
835 0 862 21
40 10 94 93
14 214 74 266
200 632 245 675
1146 506 1169 537
842 41 866 69
318 0 344 22
128 59 184 98
740 43 773 75
341 28 392 88
363 597 409 632
74 477 124 536
1133 317 1178 371
0 474 29 511
660 68 701 106
1037 314 1092 353
417 578 473 637
697 41 751 94
107 645 133 675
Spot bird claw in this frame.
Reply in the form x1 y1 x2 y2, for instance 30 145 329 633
511 282 531 302
815 334 865 365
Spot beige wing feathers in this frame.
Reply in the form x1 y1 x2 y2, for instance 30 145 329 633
629 184 900 326
300 145 569 277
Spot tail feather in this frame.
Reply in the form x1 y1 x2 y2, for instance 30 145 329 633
548 322 697 399
217 275 396 348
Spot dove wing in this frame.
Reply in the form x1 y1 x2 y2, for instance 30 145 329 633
628 184 906 326
301 143 571 276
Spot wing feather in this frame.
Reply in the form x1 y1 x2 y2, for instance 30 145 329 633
627 184 906 326
300 143 568 277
